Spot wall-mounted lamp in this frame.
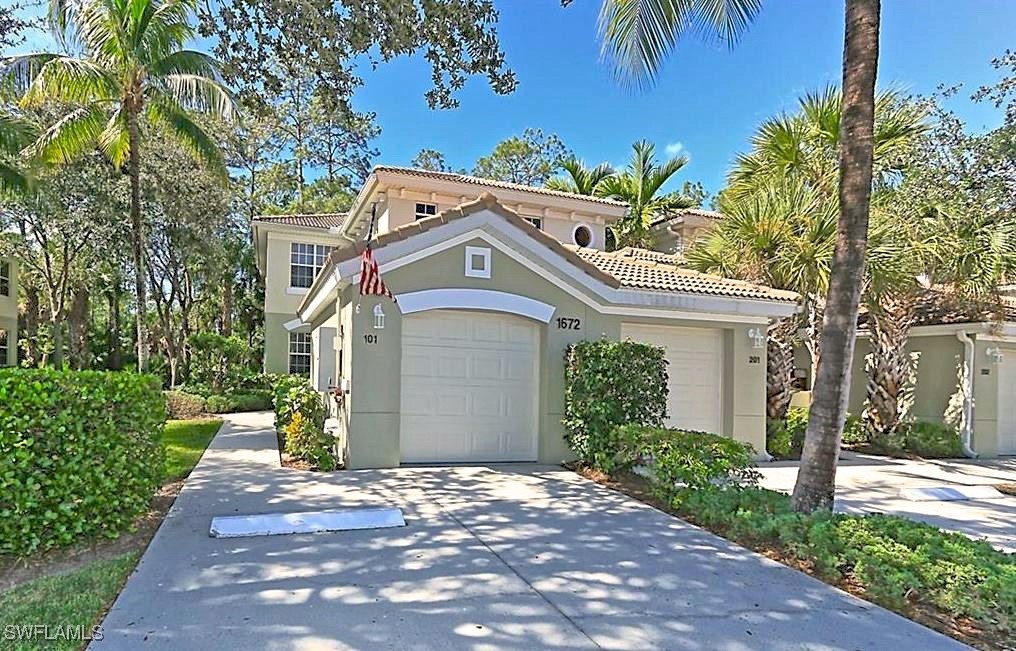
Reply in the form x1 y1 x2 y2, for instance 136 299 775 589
373 304 386 330
747 327 766 350
986 346 1003 364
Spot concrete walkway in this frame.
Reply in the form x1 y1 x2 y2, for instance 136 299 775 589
94 413 967 650
758 453 1016 553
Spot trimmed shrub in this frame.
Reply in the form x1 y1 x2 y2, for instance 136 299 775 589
0 369 167 555
672 486 1015 632
900 420 963 458
768 407 865 458
563 340 668 470
284 412 337 471
619 425 759 498
165 390 207 419
271 374 315 430
843 413 867 445
205 390 273 414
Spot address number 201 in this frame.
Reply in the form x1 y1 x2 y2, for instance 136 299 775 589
555 317 581 330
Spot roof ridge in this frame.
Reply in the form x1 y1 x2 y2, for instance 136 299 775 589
373 165 628 207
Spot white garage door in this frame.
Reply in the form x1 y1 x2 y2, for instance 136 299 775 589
621 323 724 433
400 309 539 463
998 355 1016 455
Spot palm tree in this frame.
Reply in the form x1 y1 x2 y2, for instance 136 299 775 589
546 156 615 195
595 140 694 247
3 0 234 371
596 0 883 512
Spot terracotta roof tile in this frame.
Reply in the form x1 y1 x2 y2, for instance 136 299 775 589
570 247 799 302
859 290 1016 327
649 208 725 228
253 213 347 230
374 165 628 208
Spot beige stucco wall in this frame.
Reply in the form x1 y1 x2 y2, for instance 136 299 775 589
380 195 609 251
336 237 770 469
0 257 18 366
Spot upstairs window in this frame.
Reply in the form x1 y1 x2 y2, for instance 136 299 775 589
0 329 7 366
523 217 543 230
290 243 332 288
415 202 437 220
0 261 9 297
288 332 312 377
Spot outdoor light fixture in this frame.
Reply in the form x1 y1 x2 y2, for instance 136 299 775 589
986 346 1003 364
373 304 386 330
747 327 766 349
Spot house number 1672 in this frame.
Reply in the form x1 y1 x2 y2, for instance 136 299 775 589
555 317 581 330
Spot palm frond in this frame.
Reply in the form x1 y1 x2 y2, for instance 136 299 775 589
27 104 107 165
17 55 119 106
97 107 130 168
598 0 762 90
1 53 59 94
147 94 226 175
159 73 235 120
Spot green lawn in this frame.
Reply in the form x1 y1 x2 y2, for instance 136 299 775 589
162 418 224 482
0 553 138 650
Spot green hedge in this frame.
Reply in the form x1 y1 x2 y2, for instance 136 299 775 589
164 390 207 419
673 487 1015 634
563 340 668 469
205 390 273 414
0 369 167 555
616 425 759 493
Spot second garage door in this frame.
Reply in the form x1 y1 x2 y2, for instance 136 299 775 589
400 309 539 463
621 323 724 434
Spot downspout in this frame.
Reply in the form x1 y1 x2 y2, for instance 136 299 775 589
955 330 979 458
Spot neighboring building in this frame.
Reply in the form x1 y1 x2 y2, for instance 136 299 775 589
0 257 17 367
252 213 347 377
258 165 797 469
648 208 723 254
796 291 1016 457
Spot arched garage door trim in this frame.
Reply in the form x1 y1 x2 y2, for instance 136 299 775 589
396 288 556 323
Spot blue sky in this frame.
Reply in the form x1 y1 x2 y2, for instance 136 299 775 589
12 1 1015 195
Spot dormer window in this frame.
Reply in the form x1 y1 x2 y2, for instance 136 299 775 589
523 217 543 230
415 202 437 220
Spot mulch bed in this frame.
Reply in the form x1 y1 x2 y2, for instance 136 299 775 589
0 479 185 591
576 467 1009 651
995 483 1016 497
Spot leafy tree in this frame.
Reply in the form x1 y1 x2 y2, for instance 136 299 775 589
680 180 709 207
200 0 517 110
473 128 571 185
411 148 452 172
0 2 34 51
546 156 614 195
5 0 235 372
307 97 379 183
589 0 886 511
0 107 36 193
595 140 694 247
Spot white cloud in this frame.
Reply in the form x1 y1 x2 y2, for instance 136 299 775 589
664 141 689 158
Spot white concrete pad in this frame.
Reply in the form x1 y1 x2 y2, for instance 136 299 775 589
900 485 1005 502
209 507 406 538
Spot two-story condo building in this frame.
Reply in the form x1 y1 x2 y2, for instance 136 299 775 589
254 166 798 469
0 256 17 366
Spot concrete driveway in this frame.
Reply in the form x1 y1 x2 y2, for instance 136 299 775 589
94 412 966 650
758 453 1016 553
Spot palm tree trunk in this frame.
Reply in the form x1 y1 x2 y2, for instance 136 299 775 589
791 0 880 513
863 295 918 444
107 287 122 370
766 318 797 422
128 106 149 372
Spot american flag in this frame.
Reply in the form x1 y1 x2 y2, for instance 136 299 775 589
359 202 396 301
359 244 395 301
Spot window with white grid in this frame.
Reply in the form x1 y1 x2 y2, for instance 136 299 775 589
414 202 437 220
0 261 9 297
0 329 8 366
288 332 312 377
290 243 333 289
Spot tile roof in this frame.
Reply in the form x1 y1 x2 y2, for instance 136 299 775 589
253 213 348 230
571 246 799 303
859 290 1016 328
649 208 725 228
373 165 628 208
317 193 797 306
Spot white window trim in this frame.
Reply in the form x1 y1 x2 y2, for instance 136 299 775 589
288 332 312 376
415 202 437 220
572 223 594 248
289 242 332 291
464 246 491 279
